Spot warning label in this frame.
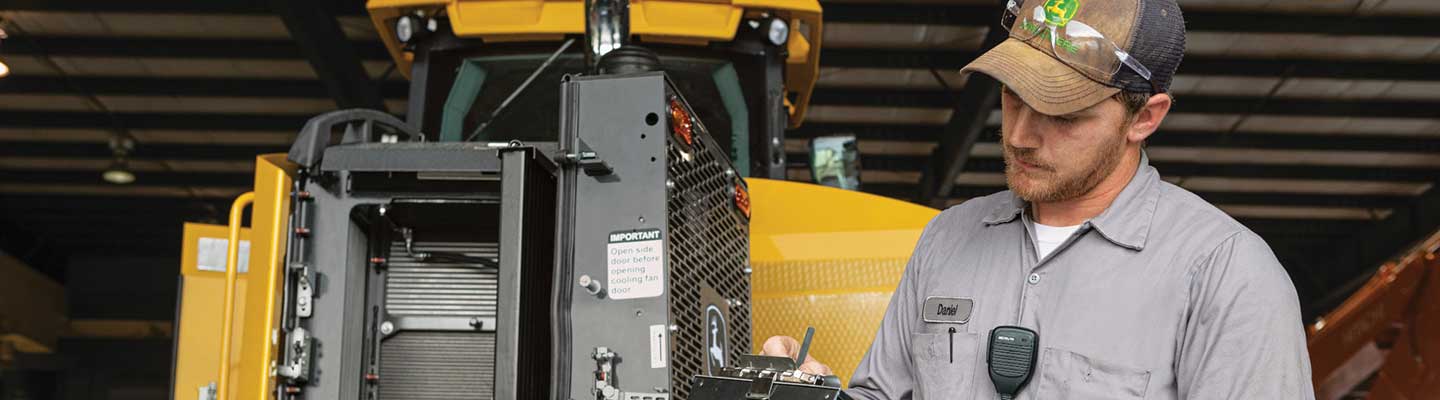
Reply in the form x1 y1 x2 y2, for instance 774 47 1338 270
198 237 250 273
607 229 664 299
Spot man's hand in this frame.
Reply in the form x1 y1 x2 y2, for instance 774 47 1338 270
761 335 834 376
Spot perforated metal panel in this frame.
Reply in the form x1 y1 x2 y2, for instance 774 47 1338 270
560 74 751 399
664 102 752 400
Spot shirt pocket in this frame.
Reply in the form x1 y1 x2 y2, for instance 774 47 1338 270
1034 347 1152 400
909 331 981 400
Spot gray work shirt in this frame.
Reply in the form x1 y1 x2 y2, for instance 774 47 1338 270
846 154 1315 399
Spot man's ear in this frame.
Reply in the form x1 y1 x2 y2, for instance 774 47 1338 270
1127 93 1172 144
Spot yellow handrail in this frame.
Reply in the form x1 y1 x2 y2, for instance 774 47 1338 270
218 192 255 400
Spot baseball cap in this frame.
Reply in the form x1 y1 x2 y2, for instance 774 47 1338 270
961 0 1187 116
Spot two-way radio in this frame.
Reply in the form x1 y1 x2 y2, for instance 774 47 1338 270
986 326 1039 400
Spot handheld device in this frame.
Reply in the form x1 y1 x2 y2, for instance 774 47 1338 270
689 326 849 400
986 326 1038 400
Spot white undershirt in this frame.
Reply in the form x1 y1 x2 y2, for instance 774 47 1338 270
1033 222 1083 260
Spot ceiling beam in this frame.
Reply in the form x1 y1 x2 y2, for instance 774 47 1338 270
782 141 1440 170
1235 219 1374 237
802 154 1440 183
0 76 409 99
0 183 246 198
864 183 1416 210
819 49 1440 81
809 88 1440 119
0 171 254 188
1138 132 1440 154
0 0 365 16
0 111 311 131
2 36 389 60
4 215 205 230
820 4 996 26
272 0 386 110
0 142 285 160
0 197 231 221
2 209 221 222
791 123 1440 153
917 7 1006 208
13 37 1438 83
6 1 1431 37
821 4 1440 37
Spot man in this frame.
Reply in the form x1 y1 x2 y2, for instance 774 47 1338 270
762 0 1315 398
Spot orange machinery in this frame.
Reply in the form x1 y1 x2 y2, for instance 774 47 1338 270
1309 229 1440 399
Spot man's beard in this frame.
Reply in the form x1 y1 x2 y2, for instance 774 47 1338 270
1003 127 1128 203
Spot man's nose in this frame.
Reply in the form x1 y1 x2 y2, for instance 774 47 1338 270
1005 105 1042 149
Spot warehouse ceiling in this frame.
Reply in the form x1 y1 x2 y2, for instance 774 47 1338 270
1 0 1438 320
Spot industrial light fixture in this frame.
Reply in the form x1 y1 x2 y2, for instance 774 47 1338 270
102 159 135 185
394 13 435 44
766 18 789 46
103 133 136 184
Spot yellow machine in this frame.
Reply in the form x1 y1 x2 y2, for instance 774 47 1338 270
169 1 941 399
747 180 938 385
366 0 822 128
172 2 1440 399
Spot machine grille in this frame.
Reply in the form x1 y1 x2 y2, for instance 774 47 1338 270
385 242 499 318
380 242 499 400
378 331 496 400
665 119 752 399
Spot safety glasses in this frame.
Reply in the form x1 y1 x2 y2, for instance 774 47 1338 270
1001 0 1160 94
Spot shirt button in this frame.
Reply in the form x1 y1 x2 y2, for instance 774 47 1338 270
1027 273 1041 285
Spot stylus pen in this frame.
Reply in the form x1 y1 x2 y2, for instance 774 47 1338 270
796 326 816 366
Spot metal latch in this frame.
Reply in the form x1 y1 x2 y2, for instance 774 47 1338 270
295 265 314 318
277 327 313 382
591 347 670 400
560 139 613 176
594 347 619 400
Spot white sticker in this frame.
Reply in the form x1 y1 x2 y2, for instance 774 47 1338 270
650 324 667 368
606 229 663 299
197 237 250 273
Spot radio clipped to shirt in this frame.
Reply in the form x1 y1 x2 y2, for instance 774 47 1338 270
986 326 1039 400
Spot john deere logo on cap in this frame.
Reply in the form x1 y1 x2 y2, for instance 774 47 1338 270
1044 0 1079 27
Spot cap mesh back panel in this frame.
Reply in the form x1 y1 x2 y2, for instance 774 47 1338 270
1116 0 1186 93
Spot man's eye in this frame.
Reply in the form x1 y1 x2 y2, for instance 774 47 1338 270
1050 115 1078 125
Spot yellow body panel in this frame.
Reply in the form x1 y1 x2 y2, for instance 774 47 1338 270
174 222 252 400
747 178 939 385
173 155 294 400
367 0 821 127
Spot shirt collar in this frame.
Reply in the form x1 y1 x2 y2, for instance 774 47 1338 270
982 151 1161 251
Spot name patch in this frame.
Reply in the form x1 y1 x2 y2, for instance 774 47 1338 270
922 296 974 324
